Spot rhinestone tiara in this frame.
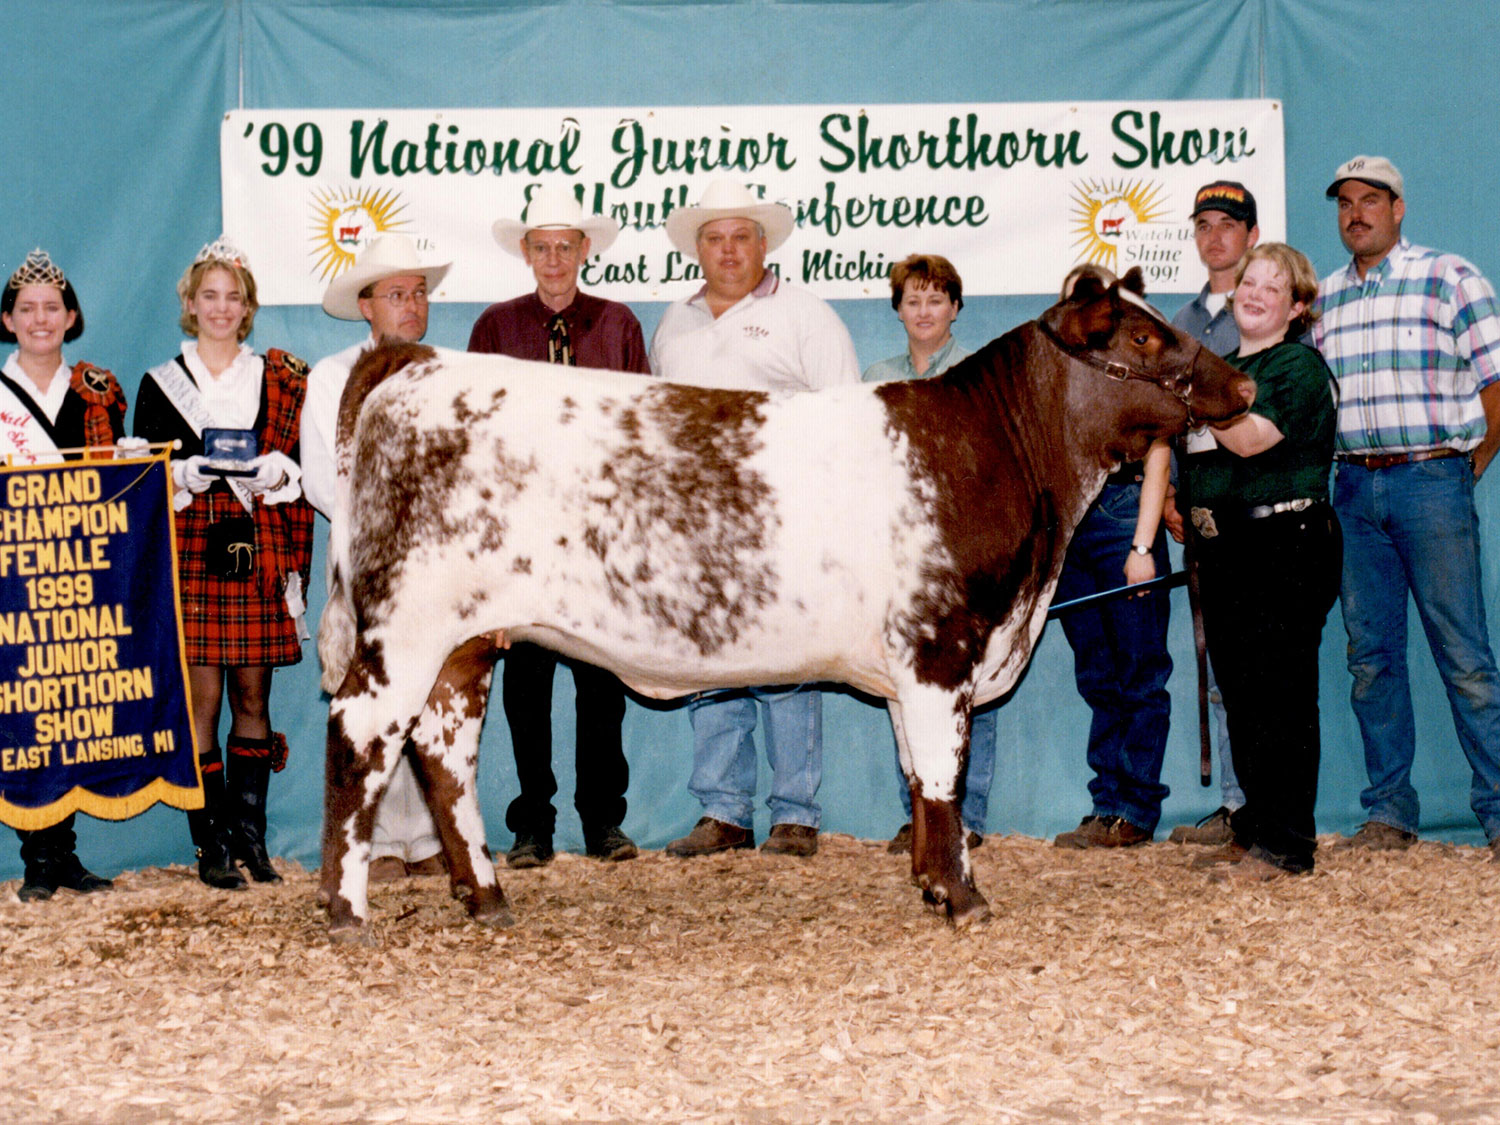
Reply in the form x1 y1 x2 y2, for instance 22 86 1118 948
194 235 251 272
6 248 66 291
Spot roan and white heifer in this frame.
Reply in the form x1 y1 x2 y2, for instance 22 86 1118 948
317 269 1254 940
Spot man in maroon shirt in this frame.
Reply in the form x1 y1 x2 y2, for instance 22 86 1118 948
469 186 649 867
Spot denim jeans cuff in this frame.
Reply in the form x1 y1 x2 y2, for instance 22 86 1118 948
768 813 820 830
698 807 754 831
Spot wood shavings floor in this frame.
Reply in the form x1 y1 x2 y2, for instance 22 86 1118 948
2 834 1497 1123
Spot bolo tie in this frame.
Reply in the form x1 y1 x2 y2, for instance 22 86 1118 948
547 313 575 367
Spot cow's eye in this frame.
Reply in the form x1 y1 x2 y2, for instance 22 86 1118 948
1132 333 1151 347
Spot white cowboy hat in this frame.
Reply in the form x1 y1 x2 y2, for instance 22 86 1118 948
492 184 619 257
322 234 452 320
664 179 795 260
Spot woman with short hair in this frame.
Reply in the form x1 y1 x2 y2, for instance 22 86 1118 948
866 254 994 852
1184 242 1341 879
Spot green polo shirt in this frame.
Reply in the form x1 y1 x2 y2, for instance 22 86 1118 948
1182 340 1335 511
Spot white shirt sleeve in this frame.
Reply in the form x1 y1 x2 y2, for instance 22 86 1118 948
300 351 346 519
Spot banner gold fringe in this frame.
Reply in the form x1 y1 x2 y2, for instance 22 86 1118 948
0 776 204 831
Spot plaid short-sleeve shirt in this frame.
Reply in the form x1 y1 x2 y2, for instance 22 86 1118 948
1312 239 1500 455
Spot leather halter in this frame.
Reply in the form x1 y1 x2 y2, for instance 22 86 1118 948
1034 314 1205 426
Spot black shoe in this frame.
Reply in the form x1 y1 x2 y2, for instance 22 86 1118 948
17 866 58 903
584 825 639 862
506 832 555 869
51 854 112 893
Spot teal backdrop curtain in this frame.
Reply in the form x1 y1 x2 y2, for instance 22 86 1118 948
1 0 1495 876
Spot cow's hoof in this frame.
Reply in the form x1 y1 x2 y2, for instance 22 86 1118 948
465 885 515 928
470 903 516 929
328 922 376 947
950 890 993 928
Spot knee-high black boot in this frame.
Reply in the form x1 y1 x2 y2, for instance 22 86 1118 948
225 735 283 884
188 750 246 890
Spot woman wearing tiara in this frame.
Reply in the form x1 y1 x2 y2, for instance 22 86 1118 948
0 248 128 901
133 238 314 890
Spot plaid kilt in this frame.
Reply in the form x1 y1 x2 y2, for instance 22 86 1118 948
175 487 303 667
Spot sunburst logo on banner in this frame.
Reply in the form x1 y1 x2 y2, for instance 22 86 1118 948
1069 179 1170 271
308 186 409 281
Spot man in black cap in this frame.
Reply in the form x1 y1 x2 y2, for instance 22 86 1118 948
1172 180 1260 355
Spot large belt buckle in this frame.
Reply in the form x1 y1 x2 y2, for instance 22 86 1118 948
1190 506 1219 539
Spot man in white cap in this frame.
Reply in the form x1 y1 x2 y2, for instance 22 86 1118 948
1314 155 1500 856
302 232 452 881
650 178 859 859
469 184 648 867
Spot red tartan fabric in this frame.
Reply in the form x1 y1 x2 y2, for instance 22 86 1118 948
68 362 126 457
252 350 314 603
176 488 302 666
174 349 314 667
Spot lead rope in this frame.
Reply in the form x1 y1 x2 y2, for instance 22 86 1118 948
1180 466 1212 787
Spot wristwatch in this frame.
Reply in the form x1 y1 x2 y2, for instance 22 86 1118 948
1130 544 1151 556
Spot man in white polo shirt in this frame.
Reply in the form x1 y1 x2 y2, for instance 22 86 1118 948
301 234 452 881
649 179 859 858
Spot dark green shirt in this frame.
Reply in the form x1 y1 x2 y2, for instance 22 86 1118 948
1183 340 1335 511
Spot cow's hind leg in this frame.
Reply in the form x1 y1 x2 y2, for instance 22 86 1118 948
321 639 450 941
406 636 513 928
891 690 991 927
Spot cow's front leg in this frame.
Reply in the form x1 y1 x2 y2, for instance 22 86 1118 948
890 689 991 927
407 636 513 928
321 643 446 942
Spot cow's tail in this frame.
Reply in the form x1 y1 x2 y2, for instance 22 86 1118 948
317 340 435 694
317 529 356 694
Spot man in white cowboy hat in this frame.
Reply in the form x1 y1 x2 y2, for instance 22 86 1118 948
469 183 648 868
301 232 452 882
650 177 859 859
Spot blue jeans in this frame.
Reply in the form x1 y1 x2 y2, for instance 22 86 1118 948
1334 458 1500 841
687 686 822 830
890 702 997 833
1055 482 1173 832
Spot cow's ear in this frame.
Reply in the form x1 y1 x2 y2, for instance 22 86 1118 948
1068 275 1109 304
1053 292 1119 348
1120 267 1147 297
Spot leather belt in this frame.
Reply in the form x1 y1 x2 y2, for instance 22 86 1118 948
1336 448 1464 470
1190 498 1322 539
1245 497 1316 519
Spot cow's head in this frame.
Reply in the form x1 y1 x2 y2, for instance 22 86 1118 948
1038 267 1254 463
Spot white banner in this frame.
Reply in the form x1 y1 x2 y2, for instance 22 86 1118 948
221 100 1284 305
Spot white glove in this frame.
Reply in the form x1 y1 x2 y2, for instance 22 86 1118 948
247 450 303 506
113 436 151 460
171 455 213 512
173 455 214 493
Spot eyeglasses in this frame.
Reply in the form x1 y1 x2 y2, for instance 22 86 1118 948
525 240 583 261
370 287 430 308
